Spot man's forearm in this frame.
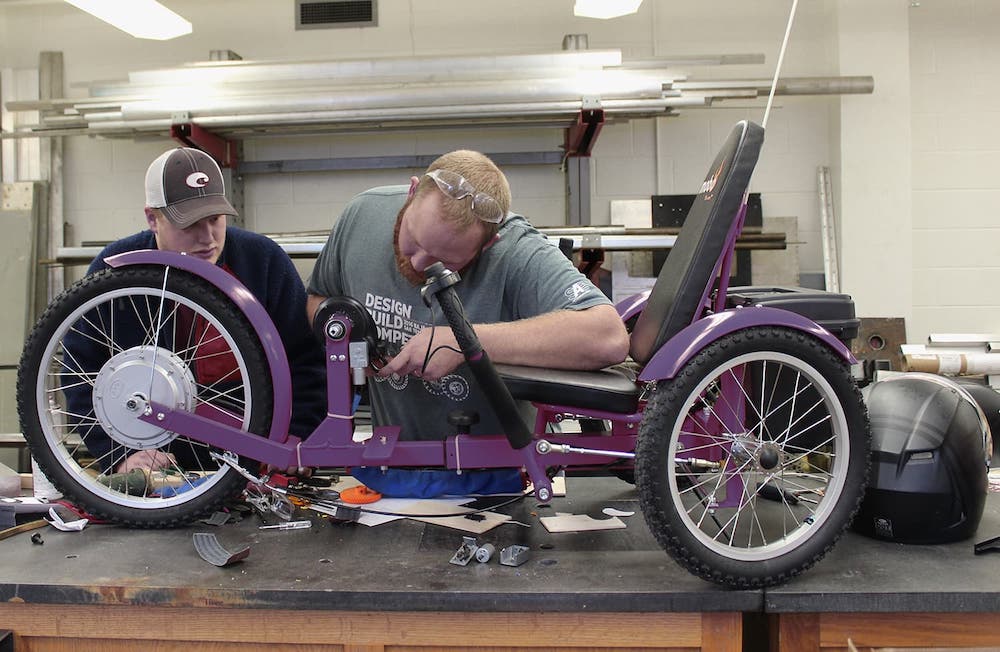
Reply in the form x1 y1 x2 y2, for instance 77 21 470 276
474 304 629 370
306 293 327 326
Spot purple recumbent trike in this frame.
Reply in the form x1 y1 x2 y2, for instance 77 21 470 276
17 121 870 588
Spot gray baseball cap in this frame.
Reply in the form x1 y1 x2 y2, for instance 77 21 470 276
144 147 238 228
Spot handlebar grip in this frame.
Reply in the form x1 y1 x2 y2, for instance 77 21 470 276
435 283 482 357
425 264 532 450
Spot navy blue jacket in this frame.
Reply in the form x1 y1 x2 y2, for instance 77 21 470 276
74 227 326 469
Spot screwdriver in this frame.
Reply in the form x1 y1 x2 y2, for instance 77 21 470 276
258 520 312 530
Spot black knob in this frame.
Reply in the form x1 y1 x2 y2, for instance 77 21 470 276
447 409 480 435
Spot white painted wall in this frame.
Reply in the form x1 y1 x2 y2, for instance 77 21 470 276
1 0 997 344
907 0 1000 341
0 1 841 240
836 1 913 326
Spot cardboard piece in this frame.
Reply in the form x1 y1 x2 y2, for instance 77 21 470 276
539 512 626 533
404 500 511 534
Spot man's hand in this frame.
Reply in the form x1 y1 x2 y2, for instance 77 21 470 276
115 450 177 474
377 326 464 381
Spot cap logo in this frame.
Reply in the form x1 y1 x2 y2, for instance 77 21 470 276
186 172 210 189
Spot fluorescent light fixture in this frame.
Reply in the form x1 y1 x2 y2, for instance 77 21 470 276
64 0 192 40
574 0 643 19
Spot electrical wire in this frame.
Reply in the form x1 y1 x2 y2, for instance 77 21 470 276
419 303 463 376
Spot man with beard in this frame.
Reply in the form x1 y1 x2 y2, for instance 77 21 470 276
306 150 629 496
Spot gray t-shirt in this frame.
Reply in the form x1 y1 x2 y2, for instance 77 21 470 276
308 185 611 440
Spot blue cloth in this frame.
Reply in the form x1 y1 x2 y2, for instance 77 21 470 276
350 467 524 498
152 475 211 498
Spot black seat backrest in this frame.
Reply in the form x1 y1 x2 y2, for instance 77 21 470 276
630 120 765 364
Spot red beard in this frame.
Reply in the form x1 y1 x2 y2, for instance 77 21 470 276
392 203 425 286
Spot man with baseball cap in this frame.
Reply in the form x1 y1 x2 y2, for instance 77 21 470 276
71 147 326 474
141 146 238 264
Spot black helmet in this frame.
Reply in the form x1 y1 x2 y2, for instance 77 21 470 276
852 373 991 544
955 378 1000 466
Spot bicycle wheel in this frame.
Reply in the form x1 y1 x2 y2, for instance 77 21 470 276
17 265 274 527
635 326 869 588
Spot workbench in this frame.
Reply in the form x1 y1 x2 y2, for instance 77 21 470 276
768 487 1000 651
0 477 756 651
2 477 1000 651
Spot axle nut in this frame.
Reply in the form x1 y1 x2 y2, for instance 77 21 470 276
326 320 346 340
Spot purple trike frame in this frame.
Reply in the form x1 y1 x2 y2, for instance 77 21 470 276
104 193 855 506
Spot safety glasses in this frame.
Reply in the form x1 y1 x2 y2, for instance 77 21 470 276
424 168 504 224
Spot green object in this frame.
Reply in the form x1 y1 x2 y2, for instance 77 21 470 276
98 469 149 495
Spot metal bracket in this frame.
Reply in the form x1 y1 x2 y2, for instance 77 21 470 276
564 108 605 157
169 122 238 168
500 544 531 567
449 536 480 566
449 537 499 565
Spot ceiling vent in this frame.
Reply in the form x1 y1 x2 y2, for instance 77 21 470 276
296 0 377 29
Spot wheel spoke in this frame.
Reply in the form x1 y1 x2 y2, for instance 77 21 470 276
20 268 271 526
639 332 864 582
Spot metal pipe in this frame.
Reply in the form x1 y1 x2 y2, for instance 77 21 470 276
124 50 625 87
119 73 664 121
674 75 874 95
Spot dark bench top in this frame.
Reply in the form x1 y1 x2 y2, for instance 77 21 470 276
4 475 998 615
766 486 1000 614
0 476 760 613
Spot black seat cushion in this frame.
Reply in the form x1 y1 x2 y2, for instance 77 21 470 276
496 362 641 414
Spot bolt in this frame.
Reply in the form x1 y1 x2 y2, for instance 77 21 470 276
338 354 346 362
125 399 138 411
537 487 551 502
156 413 165 421
536 440 551 455
326 321 346 340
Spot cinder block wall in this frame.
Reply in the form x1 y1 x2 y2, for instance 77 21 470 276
0 0 840 274
908 1 1000 338
1 0 998 346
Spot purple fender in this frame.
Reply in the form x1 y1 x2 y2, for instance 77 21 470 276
615 290 651 323
638 305 857 382
105 249 292 441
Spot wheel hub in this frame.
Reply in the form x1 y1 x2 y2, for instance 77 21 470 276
758 443 782 470
93 345 197 449
730 436 784 471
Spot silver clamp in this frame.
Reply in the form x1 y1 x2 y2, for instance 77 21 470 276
499 545 531 567
449 537 495 566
